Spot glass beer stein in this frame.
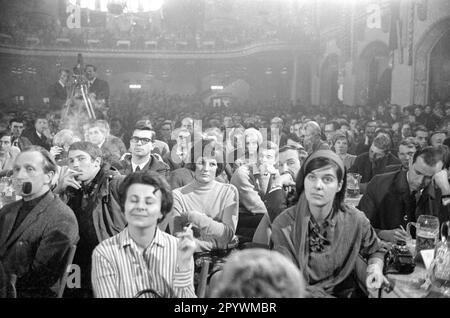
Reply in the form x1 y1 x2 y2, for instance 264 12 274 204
407 215 440 261
430 221 450 295
346 173 361 198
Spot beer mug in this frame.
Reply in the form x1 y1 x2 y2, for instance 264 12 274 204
406 215 440 260
346 173 361 198
430 221 450 295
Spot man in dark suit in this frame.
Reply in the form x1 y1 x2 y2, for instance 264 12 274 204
9 118 31 151
21 116 52 151
119 123 169 178
85 64 109 107
358 146 445 243
48 69 70 111
0 146 78 297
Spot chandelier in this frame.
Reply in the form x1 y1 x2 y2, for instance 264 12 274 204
68 0 164 13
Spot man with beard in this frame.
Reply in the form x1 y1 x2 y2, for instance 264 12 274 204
349 133 401 193
54 141 125 297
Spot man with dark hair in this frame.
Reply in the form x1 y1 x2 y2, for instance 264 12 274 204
354 120 378 155
349 133 401 192
358 146 445 243
21 116 51 151
0 130 20 176
9 118 31 151
85 64 109 107
324 121 339 145
0 146 78 297
54 141 125 297
414 125 429 149
119 124 169 177
384 137 418 172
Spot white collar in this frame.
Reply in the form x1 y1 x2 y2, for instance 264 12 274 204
131 157 150 172
59 80 65 87
36 130 42 138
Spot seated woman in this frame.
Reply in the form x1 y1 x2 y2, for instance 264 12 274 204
332 130 356 170
164 140 239 252
91 172 197 298
271 150 387 298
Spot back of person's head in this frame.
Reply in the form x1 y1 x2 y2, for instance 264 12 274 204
304 121 321 136
209 249 305 298
68 141 103 162
412 146 445 167
53 129 80 147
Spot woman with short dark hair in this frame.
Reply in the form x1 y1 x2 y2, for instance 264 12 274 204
92 171 197 298
271 150 387 298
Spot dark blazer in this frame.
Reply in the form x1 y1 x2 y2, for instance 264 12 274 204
0 192 79 297
21 129 51 151
357 169 417 231
88 78 110 105
416 182 450 225
349 152 401 183
48 82 68 110
119 154 170 179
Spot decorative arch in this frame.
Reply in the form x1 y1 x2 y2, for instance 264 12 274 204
355 41 391 106
413 17 450 105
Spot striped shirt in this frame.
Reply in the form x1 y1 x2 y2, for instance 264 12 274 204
91 227 196 298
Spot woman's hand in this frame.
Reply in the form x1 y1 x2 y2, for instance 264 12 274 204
366 263 389 290
176 226 196 271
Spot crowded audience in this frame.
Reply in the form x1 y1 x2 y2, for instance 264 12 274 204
2 77 450 299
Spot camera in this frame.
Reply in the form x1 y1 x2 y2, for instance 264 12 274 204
384 240 416 274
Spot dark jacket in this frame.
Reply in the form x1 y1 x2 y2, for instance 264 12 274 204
349 152 401 184
357 170 417 231
416 182 450 225
0 192 79 297
11 136 32 151
119 154 170 179
21 129 51 151
48 82 68 110
88 78 109 106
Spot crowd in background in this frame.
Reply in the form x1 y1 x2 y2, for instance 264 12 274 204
1 88 450 298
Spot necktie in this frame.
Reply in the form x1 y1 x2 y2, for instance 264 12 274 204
135 166 141 172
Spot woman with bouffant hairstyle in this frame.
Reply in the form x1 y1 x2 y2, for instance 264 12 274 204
209 248 305 298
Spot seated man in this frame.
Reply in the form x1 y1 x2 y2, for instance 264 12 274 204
230 141 279 241
416 145 450 224
384 137 417 173
54 141 125 297
0 130 20 176
119 123 169 178
0 146 78 297
358 146 445 243
349 133 401 193
86 120 126 167
92 172 196 298
252 144 305 245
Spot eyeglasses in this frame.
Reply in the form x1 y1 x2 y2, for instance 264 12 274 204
130 136 152 144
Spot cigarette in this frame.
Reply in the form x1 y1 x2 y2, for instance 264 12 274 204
400 225 405 231
185 223 193 231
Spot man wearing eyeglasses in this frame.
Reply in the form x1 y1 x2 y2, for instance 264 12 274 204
119 124 169 178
